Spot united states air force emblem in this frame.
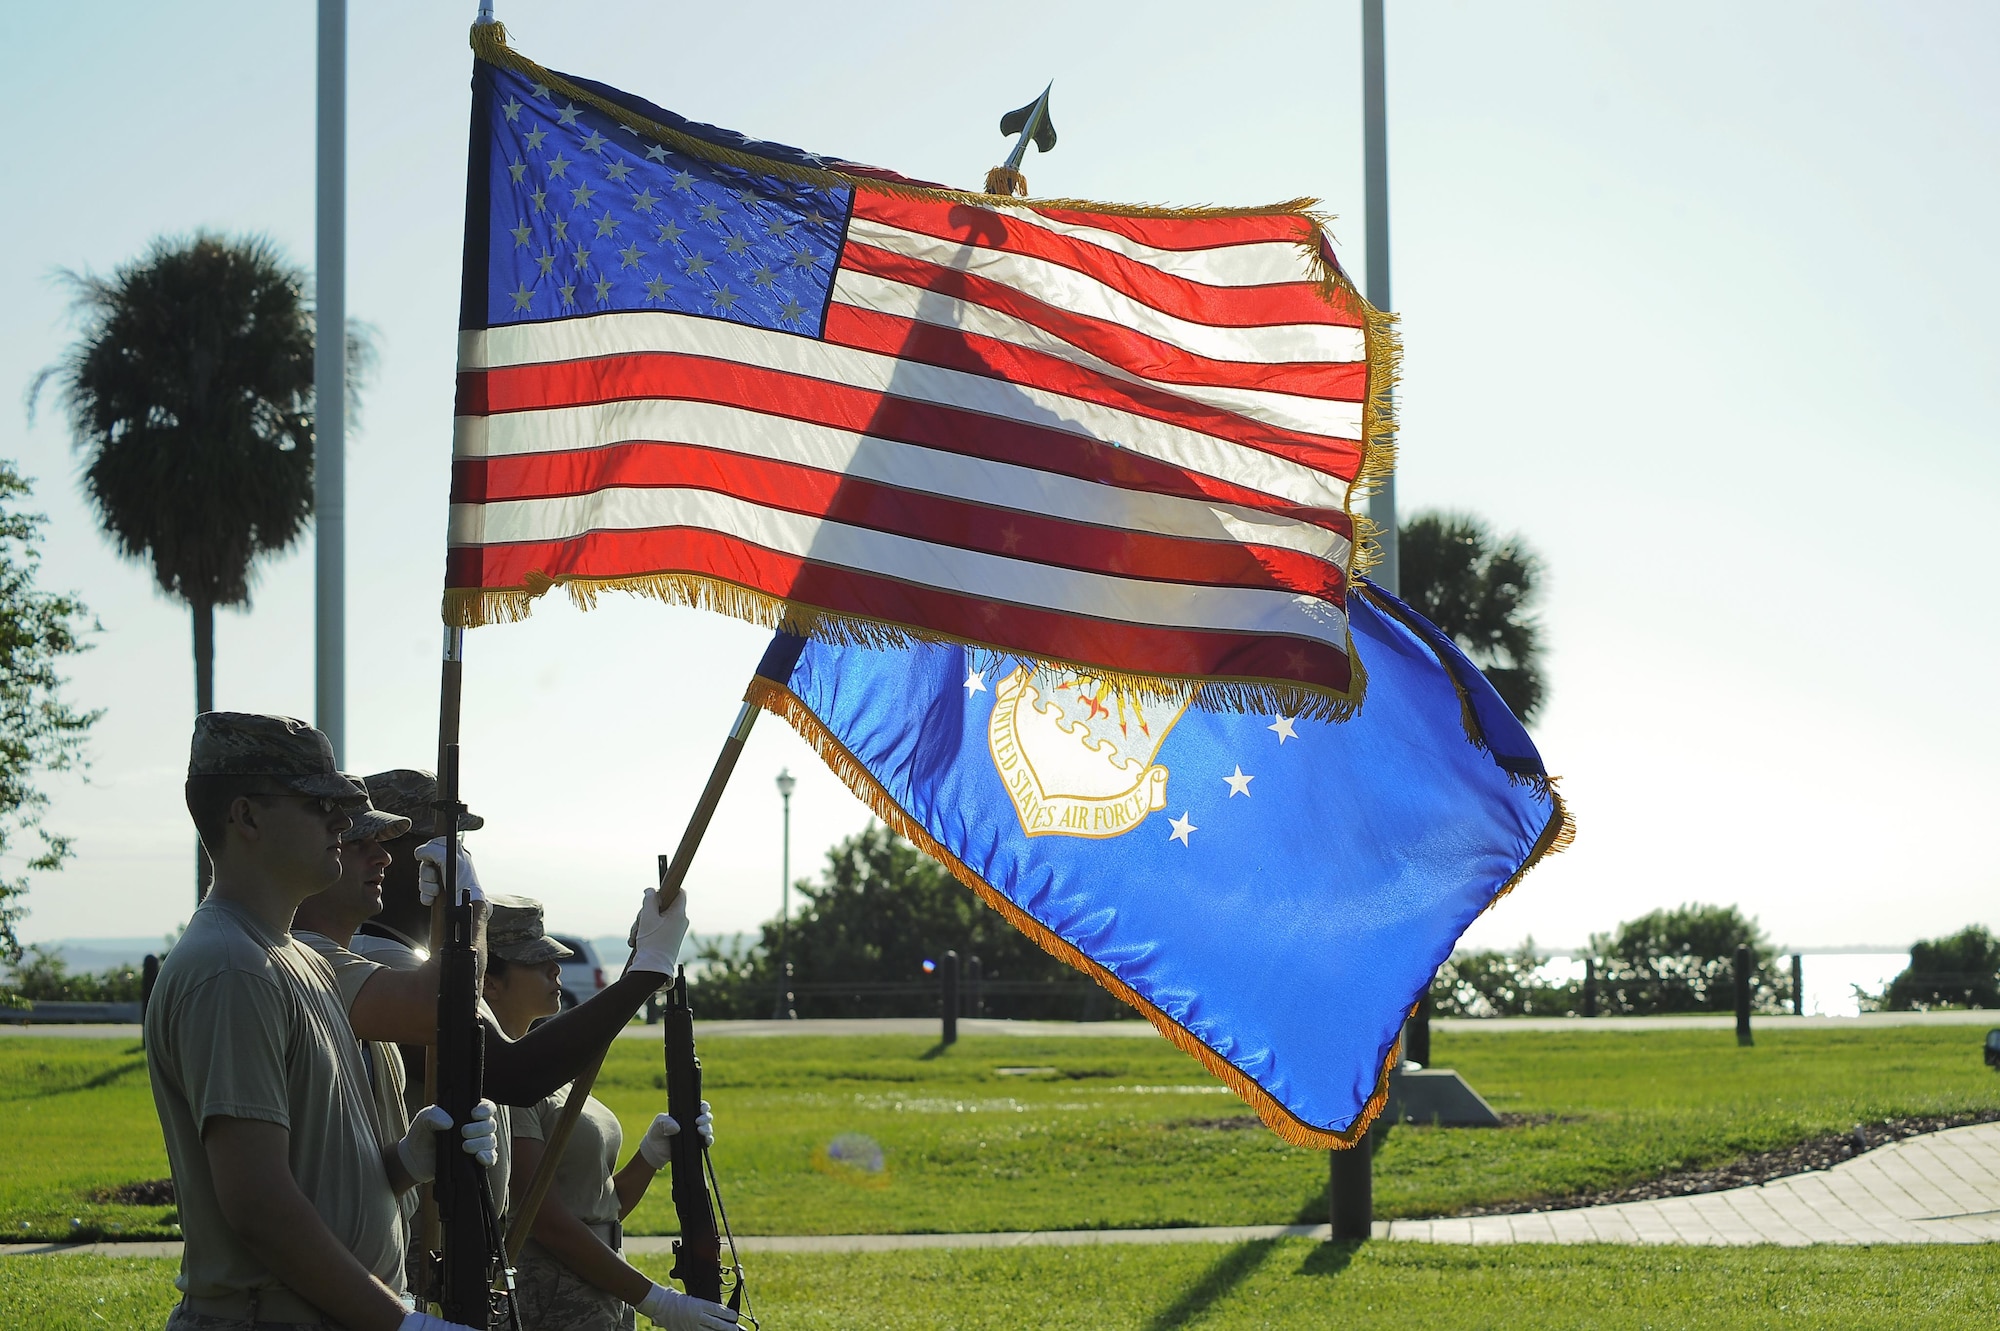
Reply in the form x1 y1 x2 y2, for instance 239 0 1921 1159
986 666 1189 839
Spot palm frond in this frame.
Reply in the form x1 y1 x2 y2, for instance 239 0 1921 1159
1400 510 1548 722
31 232 334 610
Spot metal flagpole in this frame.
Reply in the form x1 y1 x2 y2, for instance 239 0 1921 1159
1332 0 1395 1242
1361 0 1396 600
315 0 347 761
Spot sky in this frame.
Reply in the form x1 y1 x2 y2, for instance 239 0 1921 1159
1 1 1994 956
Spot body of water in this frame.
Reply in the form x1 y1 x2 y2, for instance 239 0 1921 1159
1534 952 1911 1017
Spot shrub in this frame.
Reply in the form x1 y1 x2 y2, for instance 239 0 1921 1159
1582 903 1794 1016
1430 939 1580 1017
1883 926 2000 1011
688 824 1109 1020
1 945 143 1004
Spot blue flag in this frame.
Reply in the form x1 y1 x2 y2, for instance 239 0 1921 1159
749 583 1569 1146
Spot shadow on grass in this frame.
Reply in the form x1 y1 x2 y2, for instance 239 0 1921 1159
0 1056 150 1102
68 1059 149 1095
917 1042 953 1062
1295 1241 1363 1278
1140 1240 1291 1329
1292 1174 1328 1225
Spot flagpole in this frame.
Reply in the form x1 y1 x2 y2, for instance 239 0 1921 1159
315 0 347 760
503 701 760 1262
414 627 459 1267
1331 0 1395 1242
424 6 498 1315
1361 0 1396 599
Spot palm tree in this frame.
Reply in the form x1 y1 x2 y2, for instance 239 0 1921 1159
1397 510 1547 722
30 232 369 714
29 232 367 895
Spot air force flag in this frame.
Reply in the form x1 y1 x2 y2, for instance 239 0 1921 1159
748 582 1570 1146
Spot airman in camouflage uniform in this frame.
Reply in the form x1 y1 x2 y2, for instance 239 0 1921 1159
482 900 732 1331
291 777 417 1177
151 713 487 1331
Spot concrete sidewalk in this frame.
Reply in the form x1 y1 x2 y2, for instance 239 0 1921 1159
6 1011 1995 1042
10 1121 1997 1257
1383 1120 2000 1245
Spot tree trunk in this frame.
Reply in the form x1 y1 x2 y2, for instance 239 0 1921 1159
194 599 214 903
193 599 214 713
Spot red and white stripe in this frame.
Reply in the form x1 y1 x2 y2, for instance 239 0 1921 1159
450 191 1376 696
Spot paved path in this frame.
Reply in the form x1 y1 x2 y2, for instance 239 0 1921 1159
1434 1010 2000 1033
622 1017 1159 1040
0 1018 1161 1042
6 1011 1995 1042
1379 1120 2000 1245
9 1122 1996 1257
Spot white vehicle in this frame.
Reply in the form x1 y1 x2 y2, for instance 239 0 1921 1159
552 935 607 1010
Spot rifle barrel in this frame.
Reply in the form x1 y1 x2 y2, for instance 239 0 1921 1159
663 967 723 1303
434 744 492 1327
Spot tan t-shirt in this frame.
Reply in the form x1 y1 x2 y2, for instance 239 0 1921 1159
346 927 513 1215
144 898 404 1303
293 930 410 1153
515 1087 624 1228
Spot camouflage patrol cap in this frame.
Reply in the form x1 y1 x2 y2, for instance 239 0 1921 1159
339 774 414 844
360 769 485 840
485 894 574 965
187 713 369 803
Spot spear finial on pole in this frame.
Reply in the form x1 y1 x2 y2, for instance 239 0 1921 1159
985 82 1056 197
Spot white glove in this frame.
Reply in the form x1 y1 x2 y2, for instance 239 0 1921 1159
627 886 690 977
400 1313 482 1331
636 1282 738 1330
398 1100 500 1185
638 1102 714 1168
415 838 484 908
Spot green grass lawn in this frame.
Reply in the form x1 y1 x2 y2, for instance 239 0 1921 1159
5 1244 1997 1330
2 1024 1995 1241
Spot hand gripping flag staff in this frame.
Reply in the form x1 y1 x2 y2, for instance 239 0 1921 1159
432 11 1565 1319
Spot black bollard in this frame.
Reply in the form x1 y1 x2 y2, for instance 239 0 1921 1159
1582 958 1598 1018
1791 953 1804 1016
140 954 160 1042
941 950 959 1045
1735 943 1754 1046
1329 1126 1374 1241
1406 992 1432 1066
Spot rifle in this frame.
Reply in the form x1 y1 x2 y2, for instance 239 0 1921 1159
431 744 519 1329
661 955 750 1322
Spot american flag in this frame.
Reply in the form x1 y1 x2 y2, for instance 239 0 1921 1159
450 33 1394 716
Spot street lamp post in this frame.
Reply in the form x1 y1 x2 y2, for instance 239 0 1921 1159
774 768 797 1019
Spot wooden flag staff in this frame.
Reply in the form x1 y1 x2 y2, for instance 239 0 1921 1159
502 700 761 1263
418 627 465 1260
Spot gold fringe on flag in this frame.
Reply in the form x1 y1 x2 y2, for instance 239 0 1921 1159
746 669 1573 1149
744 674 1393 1149
443 570 1367 723
459 22 1400 721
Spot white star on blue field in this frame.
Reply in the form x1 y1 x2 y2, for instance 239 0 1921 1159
1165 721 1293 846
480 66 850 336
